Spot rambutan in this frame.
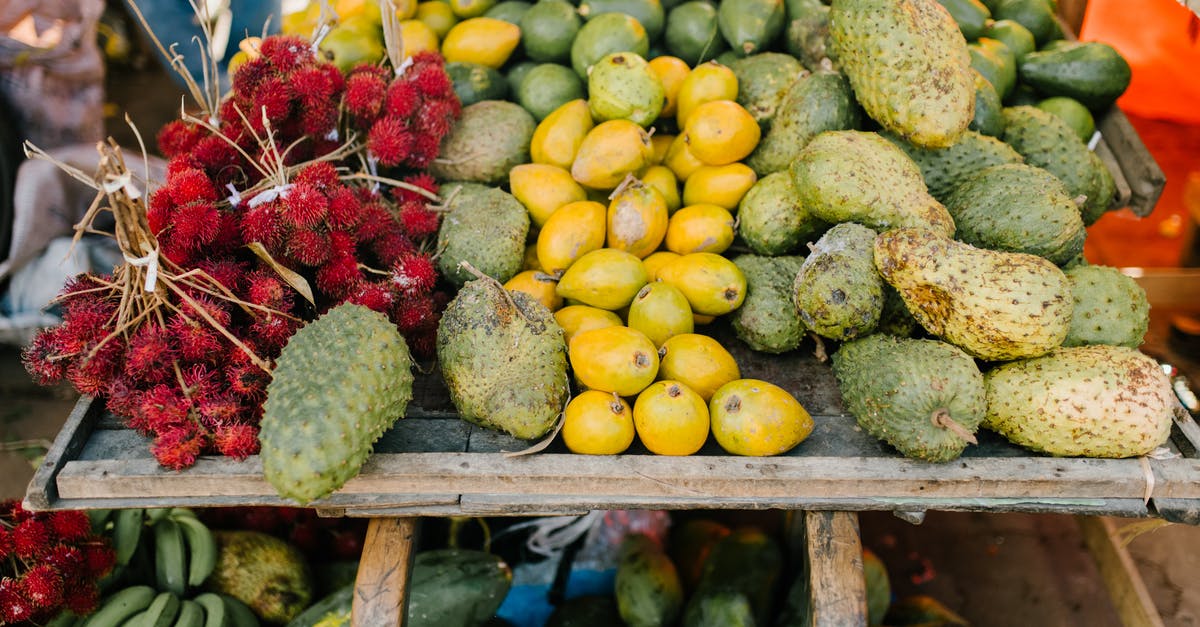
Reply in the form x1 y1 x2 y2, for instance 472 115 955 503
48 511 91 542
197 395 244 429
291 64 339 103
397 201 440 240
415 98 457 140
281 183 329 228
62 582 100 616
227 363 270 400
384 81 420 120
168 200 221 248
105 376 142 417
286 228 332 266
124 323 175 381
40 544 81 570
391 173 438 204
166 168 218 206
246 272 290 309
196 259 248 293
190 136 242 183
0 528 11 558
410 58 455 101
147 189 174 235
391 252 438 297
156 119 204 158
181 296 232 329
408 328 437 358
21 565 63 609
294 161 341 192
134 384 192 433
22 331 67 385
82 542 117 577
315 254 362 298
301 103 340 137
348 282 395 313
249 316 299 353
346 71 387 121
327 229 357 259
169 317 224 363
151 424 207 471
231 55 273 96
371 231 417 267
240 201 284 248
249 76 295 127
368 117 415 167
213 423 260 459
65 341 124 397
405 133 442 169
353 202 392 242
393 293 435 332
258 35 311 73
13 518 50 559
0 580 34 623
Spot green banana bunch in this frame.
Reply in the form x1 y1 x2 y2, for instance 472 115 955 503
79 588 259 627
153 509 218 597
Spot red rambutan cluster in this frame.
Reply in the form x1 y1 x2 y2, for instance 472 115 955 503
349 52 460 169
0 502 114 623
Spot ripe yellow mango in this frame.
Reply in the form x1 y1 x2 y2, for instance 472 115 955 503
641 251 681 282
504 270 563 311
665 204 735 255
569 326 660 396
634 381 710 456
657 333 740 402
607 179 669 258
441 18 520 68
556 248 648 310
647 56 691 118
709 379 812 456
627 282 694 347
641 165 681 214
537 200 607 274
682 163 757 209
684 100 760 165
656 252 747 316
571 120 655 190
663 133 705 181
555 305 624 343
562 390 635 455
531 99 594 170
676 61 739 128
510 163 588 227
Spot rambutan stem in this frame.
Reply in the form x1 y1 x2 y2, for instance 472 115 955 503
342 173 441 202
162 281 272 372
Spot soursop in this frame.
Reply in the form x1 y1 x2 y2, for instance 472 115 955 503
731 254 808 353
984 345 1174 457
259 304 414 504
875 227 1073 361
746 70 861 176
831 0 975 147
438 275 569 440
790 131 956 237
1063 265 1150 348
943 163 1086 266
833 334 986 462
437 183 529 286
210 530 314 623
793 222 883 341
883 130 1023 203
737 171 828 255
728 52 808 131
429 100 536 183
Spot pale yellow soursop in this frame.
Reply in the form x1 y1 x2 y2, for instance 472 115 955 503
875 228 1072 361
790 131 955 237
209 530 314 623
831 0 975 147
430 100 536 183
882 130 1023 203
259 304 414 504
438 275 569 440
731 254 808 353
793 222 883 341
984 345 1175 457
437 183 530 286
1063 265 1150 348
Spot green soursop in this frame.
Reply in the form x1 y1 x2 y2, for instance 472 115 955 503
875 227 1072 361
438 275 569 439
831 0 974 147
1063 265 1149 348
833 334 986 462
883 130 1023 202
793 222 883 341
745 70 860 176
729 52 807 132
429 100 536 183
209 530 314 623
731 254 808 353
737 171 828 255
259 304 414 504
943 163 1085 266
791 131 956 237
984 345 1174 457
437 183 529 286
877 284 920 338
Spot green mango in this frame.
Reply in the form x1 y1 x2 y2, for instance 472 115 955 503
665 1 728 65
579 0 667 40
717 0 786 57
570 12 651 78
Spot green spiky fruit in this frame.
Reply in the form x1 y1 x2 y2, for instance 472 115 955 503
883 130 1023 203
209 530 313 624
1063 265 1149 348
438 276 569 439
259 304 413 504
731 254 807 353
437 183 530 286
793 222 883 341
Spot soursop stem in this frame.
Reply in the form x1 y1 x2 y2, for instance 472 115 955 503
457 261 525 321
930 408 978 445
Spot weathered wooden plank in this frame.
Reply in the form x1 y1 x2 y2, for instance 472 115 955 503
53 453 1200 502
1078 516 1167 627
1151 498 1200 526
1095 137 1133 210
353 518 418 627
1098 108 1166 217
24 395 101 511
786 511 867 627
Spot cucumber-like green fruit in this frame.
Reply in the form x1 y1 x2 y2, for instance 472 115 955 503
718 0 786 57
445 62 509 106
1019 42 1132 111
968 69 1005 137
571 12 651 79
730 254 808 353
579 0 666 40
968 39 1015 100
665 1 728 65
991 0 1057 45
521 0 581 62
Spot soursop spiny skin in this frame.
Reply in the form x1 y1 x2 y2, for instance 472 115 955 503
731 254 808 353
943 163 1086 266
438 276 569 440
209 530 313 624
883 130 1024 203
745 70 862 177
259 304 414 505
983 345 1174 457
874 227 1072 361
737 172 829 256
833 334 986 462
437 183 530 287
1063 265 1150 348
790 131 956 237
830 0 975 148
793 222 883 341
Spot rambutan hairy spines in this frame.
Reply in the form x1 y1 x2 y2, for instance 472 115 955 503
21 564 64 609
62 583 100 616
227 363 270 400
393 293 436 332
82 542 117 577
197 395 244 428
246 272 290 309
281 183 329 228
348 282 395 313
291 64 339 103
391 172 438 204
286 228 332 266
368 116 415 167
328 187 363 229
415 97 457 140
371 232 417 268
250 316 299 353
169 316 224 363
166 167 219 206
384 81 420 120
346 70 388 121
258 34 312 72
327 229 357 259
156 119 205 158
391 252 438 297
151 424 207 471
240 201 284 249
294 161 341 191
213 422 260 459
49 511 92 543
134 384 192 433
22 331 67 385
0 579 34 623
168 200 221 248
231 55 274 96
398 201 440 240
13 518 50 559
315 254 362 298
147 189 175 235
406 133 442 169
124 323 176 381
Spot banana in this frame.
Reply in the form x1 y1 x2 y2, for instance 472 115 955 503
145 508 172 525
113 509 146 566
169 511 217 587
121 608 150 626
136 592 181 627
172 601 204 627
220 595 260 627
79 585 155 627
153 518 188 596
87 509 114 533
191 593 229 627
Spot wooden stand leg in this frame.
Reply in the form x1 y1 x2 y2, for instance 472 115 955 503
1077 516 1166 627
786 511 868 627
353 517 419 627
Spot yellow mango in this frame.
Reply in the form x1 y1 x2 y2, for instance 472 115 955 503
607 180 668 259
676 61 738 127
537 200 607 274
710 379 813 456
556 248 648 310
281 5 319 35
448 0 496 18
657 333 740 402
393 0 419 20
627 282 694 347
510 163 588 227
555 305 624 343
531 99 594 170
336 0 385 22
641 251 681 282
634 381 710 456
569 326 660 396
656 252 746 316
416 1 458 39
684 100 760 165
571 120 654 190
399 19 440 57
647 56 691 119
682 163 757 209
562 390 635 455
663 133 705 182
649 133 674 165
665 204 736 255
504 270 563 311
441 17 519 68
523 244 543 271
641 165 681 214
